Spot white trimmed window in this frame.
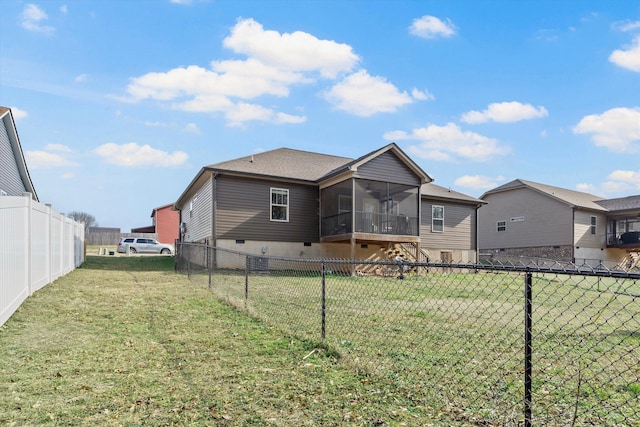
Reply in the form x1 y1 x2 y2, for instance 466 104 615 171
590 216 596 235
271 188 289 222
497 220 506 232
432 205 444 232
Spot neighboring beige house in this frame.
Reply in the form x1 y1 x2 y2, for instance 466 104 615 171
174 143 484 265
0 107 38 201
478 179 640 268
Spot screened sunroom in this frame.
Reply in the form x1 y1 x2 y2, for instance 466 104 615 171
320 178 420 242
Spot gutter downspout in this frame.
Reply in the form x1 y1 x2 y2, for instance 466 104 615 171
475 205 480 264
571 208 575 263
212 171 218 248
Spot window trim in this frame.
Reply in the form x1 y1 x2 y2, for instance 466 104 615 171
497 220 506 232
432 205 444 233
590 216 596 235
270 187 289 222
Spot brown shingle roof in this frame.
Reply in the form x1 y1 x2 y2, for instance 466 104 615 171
421 183 485 205
596 195 640 212
207 147 353 181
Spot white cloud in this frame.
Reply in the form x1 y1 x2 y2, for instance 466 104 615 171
143 121 169 128
25 150 76 168
274 112 307 125
411 88 435 101
170 0 192 4
223 18 359 78
385 122 511 162
534 29 559 42
9 107 28 121
576 182 598 194
75 74 88 83
461 101 548 124
609 35 640 72
612 20 640 32
60 5 68 14
324 70 413 116
122 18 418 125
573 107 640 152
61 172 75 179
94 142 188 167
409 15 457 39
122 18 353 126
225 103 306 127
454 175 505 190
183 123 201 134
579 169 640 196
21 4 55 35
605 170 640 191
44 143 72 152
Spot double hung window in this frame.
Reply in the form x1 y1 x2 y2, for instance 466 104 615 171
432 205 444 232
271 188 289 222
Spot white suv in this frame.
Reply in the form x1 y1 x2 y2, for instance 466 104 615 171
117 237 174 254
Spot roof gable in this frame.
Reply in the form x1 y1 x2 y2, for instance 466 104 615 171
338 143 432 184
481 179 606 211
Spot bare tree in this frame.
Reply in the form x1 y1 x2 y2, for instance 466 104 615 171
67 211 98 231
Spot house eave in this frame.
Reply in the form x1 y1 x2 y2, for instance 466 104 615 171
0 107 38 201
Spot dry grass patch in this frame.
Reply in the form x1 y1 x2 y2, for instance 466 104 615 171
0 256 457 426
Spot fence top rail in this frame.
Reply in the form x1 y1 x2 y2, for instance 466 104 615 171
175 242 640 280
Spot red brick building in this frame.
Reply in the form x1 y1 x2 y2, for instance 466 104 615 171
153 204 179 244
132 203 179 244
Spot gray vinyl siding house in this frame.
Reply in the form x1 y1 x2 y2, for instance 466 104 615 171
478 179 640 268
216 176 319 243
0 107 38 201
421 183 485 263
174 144 484 264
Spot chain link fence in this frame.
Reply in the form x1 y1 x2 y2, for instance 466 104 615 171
176 242 640 426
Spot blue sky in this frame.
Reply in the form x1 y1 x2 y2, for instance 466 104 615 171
1 1 639 232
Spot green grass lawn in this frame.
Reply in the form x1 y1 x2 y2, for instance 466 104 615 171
2 255 638 426
187 263 640 426
1 255 460 426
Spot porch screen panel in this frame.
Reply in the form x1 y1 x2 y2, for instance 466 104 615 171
321 180 352 237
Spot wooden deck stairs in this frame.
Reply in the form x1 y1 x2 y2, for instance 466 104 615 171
616 251 640 272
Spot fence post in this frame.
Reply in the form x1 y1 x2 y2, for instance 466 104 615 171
174 242 178 272
245 256 249 310
187 245 191 279
207 245 212 288
524 272 533 427
321 261 326 341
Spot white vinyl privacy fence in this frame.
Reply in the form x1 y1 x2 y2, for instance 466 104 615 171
1 194 85 326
